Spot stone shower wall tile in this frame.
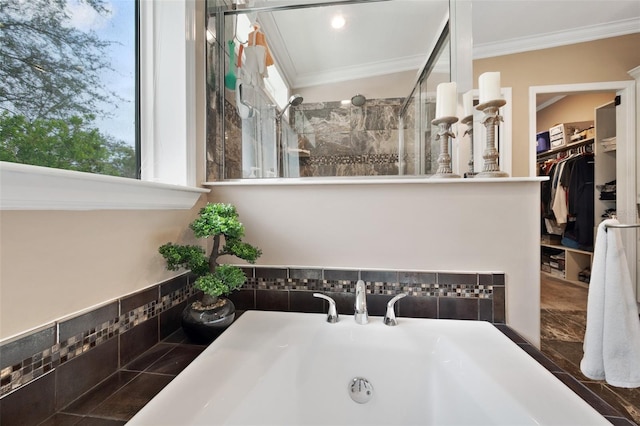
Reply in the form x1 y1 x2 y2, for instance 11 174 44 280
295 97 404 177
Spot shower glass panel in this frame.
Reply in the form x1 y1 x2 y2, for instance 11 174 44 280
400 93 416 175
238 85 278 178
206 0 451 181
280 119 303 178
398 36 449 176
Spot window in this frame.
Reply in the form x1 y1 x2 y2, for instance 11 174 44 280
0 0 207 210
0 0 138 178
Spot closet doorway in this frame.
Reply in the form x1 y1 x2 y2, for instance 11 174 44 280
529 81 637 298
529 82 639 424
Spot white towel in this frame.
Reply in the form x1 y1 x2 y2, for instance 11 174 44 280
580 219 640 388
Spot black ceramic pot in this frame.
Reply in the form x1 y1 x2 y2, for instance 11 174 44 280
181 295 235 344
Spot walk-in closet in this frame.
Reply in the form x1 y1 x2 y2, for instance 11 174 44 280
535 90 640 423
536 92 617 289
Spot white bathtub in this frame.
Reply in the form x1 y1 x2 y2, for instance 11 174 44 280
128 310 608 425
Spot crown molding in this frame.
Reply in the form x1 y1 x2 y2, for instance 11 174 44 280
536 95 566 112
293 54 427 88
473 18 640 59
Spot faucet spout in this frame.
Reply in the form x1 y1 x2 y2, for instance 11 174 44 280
354 279 369 324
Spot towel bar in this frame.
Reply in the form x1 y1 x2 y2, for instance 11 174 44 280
604 223 640 231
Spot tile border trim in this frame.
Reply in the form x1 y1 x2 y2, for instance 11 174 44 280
1 267 504 398
0 275 197 398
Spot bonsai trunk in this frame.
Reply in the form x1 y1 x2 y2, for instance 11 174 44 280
201 293 219 306
210 234 221 272
199 234 222 307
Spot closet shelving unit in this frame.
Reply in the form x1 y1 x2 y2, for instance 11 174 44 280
540 243 592 286
537 100 617 287
537 137 594 160
594 101 617 230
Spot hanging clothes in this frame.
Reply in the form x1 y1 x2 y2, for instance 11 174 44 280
566 154 595 250
539 151 594 250
551 160 568 224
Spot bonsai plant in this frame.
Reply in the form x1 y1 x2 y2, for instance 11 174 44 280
159 203 261 341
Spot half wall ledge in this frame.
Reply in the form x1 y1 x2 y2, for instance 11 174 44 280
203 177 547 187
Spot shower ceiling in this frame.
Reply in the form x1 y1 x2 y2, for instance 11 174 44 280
257 0 449 89
239 0 639 89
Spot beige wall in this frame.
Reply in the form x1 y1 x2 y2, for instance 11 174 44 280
0 200 206 340
474 33 640 177
0 1 206 340
210 179 543 346
536 93 615 134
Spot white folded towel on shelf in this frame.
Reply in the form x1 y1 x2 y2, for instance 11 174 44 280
580 219 640 388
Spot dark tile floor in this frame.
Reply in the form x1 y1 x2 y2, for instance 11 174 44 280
38 329 206 425
540 274 640 425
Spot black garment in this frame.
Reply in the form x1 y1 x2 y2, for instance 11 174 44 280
566 154 594 250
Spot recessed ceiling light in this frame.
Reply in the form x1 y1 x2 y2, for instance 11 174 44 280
331 15 346 30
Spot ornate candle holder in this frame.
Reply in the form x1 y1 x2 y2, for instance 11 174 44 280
476 99 509 178
431 116 460 179
461 114 474 177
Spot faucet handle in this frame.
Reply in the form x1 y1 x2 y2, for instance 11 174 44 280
313 293 339 323
384 293 407 326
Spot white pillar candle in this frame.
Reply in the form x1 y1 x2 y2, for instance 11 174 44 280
479 72 501 104
463 90 474 117
435 82 457 119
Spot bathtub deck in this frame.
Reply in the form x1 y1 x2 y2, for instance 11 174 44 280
37 311 634 426
37 327 207 425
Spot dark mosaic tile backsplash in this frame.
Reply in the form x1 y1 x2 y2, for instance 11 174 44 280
0 275 196 398
0 266 505 415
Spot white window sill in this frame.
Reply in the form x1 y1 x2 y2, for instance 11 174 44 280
0 162 209 210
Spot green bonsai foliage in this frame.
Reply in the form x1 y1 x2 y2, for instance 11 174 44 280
159 203 261 298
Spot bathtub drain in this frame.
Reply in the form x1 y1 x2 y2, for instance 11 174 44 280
349 377 373 404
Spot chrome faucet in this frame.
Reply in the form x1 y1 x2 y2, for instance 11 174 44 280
384 293 407 326
313 293 339 323
354 279 369 324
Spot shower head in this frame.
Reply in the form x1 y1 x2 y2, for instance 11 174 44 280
288 94 303 107
351 94 366 107
276 94 304 120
